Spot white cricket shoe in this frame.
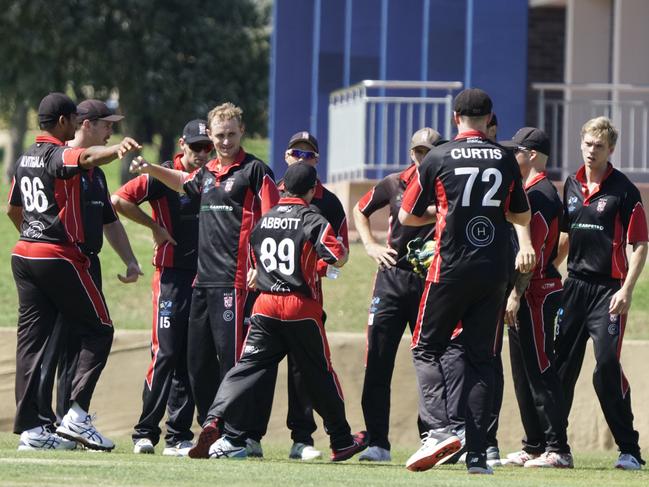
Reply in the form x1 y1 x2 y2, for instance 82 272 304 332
405 429 462 472
18 426 76 451
208 437 247 459
133 438 155 454
524 451 574 468
245 438 263 458
57 414 115 451
289 442 322 461
502 450 540 466
614 453 642 470
163 440 194 457
359 446 391 462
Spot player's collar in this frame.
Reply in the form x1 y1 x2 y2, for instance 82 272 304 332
172 152 185 171
524 171 547 190
575 162 613 201
206 148 246 176
400 163 418 183
454 130 487 140
36 135 65 146
278 197 308 206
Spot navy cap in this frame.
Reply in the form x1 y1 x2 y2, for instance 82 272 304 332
288 131 319 153
284 162 317 196
453 88 493 117
501 127 551 157
182 119 211 144
38 92 77 125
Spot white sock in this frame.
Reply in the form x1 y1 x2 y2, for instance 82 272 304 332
68 402 87 421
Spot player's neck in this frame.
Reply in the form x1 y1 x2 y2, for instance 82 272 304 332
584 161 608 184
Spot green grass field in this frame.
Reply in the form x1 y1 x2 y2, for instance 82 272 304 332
1 137 649 337
0 434 646 487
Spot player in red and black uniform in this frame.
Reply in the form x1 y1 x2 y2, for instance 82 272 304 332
499 128 572 468
113 120 211 456
553 117 647 470
352 127 440 462
6 93 141 451
398 89 534 474
273 131 348 460
187 162 368 461
32 99 142 434
128 103 279 455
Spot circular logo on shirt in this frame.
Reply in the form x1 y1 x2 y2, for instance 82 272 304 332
465 216 495 247
223 310 234 322
24 221 46 239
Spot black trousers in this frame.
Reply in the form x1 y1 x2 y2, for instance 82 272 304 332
412 278 506 455
361 266 424 450
12 242 113 434
210 293 354 450
132 267 195 446
555 277 641 459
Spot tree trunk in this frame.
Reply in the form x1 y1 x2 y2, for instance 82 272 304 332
5 101 29 182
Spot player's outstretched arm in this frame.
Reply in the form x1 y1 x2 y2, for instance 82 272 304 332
353 203 397 268
609 241 648 315
79 137 142 168
129 156 185 193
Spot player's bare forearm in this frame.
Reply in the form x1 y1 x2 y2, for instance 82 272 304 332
513 222 536 273
130 157 185 193
506 209 531 226
398 206 436 227
553 232 569 268
111 195 157 230
79 137 142 168
622 241 648 293
7 204 22 231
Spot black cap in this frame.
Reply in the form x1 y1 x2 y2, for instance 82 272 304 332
487 112 498 128
182 119 211 144
453 88 493 117
77 99 124 122
284 162 317 196
501 127 551 156
288 131 319 153
38 92 77 125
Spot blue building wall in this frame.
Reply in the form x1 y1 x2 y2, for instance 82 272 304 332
269 0 529 181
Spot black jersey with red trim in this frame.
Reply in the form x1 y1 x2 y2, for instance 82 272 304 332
115 154 200 270
562 163 648 281
251 197 346 300
79 167 118 254
525 172 563 281
183 149 280 288
358 164 435 267
401 130 529 283
8 135 85 244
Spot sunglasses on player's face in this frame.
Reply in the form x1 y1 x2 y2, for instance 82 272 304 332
189 143 214 153
287 148 318 160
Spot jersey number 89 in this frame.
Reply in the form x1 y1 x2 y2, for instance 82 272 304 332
20 176 49 213
260 237 295 275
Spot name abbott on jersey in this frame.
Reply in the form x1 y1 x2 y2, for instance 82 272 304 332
260 216 300 230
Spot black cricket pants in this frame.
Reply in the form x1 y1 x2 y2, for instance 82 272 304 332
555 277 641 459
412 278 506 455
361 266 424 450
132 267 195 446
12 242 113 434
508 278 569 454
210 293 355 450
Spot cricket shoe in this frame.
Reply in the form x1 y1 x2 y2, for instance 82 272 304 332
188 419 221 459
502 450 541 466
289 442 322 461
440 427 466 465
486 446 502 467
163 440 193 457
18 426 76 451
359 446 391 462
524 451 574 468
133 438 155 454
405 429 462 472
245 438 263 458
208 437 247 459
331 431 369 462
57 414 114 451
614 453 643 470
466 452 494 474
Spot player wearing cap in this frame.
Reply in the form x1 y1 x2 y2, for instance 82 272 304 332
189 162 368 462
499 127 572 468
7 92 141 451
351 127 440 462
112 119 212 456
33 99 142 434
128 102 279 458
398 88 534 474
553 116 647 470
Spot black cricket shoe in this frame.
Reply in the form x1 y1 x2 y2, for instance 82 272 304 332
466 451 494 474
331 431 369 462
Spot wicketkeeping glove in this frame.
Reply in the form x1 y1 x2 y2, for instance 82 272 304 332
406 238 437 276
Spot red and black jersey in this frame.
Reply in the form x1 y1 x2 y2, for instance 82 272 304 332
8 135 85 244
79 167 118 254
115 154 200 270
183 149 280 288
525 173 563 281
358 164 435 268
251 197 346 300
401 130 529 283
562 163 648 281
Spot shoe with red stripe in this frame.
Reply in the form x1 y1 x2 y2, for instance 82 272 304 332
406 429 462 472
188 419 221 459
331 431 369 462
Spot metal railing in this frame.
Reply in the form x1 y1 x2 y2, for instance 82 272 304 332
327 80 463 182
533 83 649 181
